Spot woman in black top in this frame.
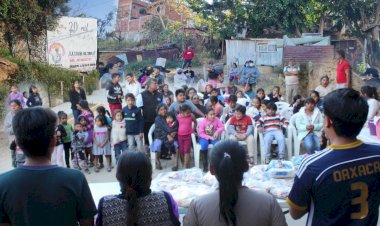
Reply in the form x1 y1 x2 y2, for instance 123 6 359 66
191 94 207 118
26 85 42 107
69 80 86 123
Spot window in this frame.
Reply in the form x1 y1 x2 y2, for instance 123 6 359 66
139 8 147 15
258 44 277 52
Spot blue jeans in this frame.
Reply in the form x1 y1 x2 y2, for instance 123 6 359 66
72 109 80 124
198 138 220 151
263 129 286 159
303 133 320 154
114 140 128 162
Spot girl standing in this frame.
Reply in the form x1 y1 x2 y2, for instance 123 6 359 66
26 85 42 107
51 117 67 167
229 63 239 84
78 100 95 166
4 99 23 167
111 110 127 163
7 85 24 107
93 115 112 172
58 111 73 168
176 104 197 169
197 109 224 172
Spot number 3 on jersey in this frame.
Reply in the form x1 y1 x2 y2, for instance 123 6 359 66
351 182 368 219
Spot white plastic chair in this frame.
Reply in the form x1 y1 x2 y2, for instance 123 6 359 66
147 124 156 169
289 113 301 156
280 106 294 120
275 101 290 113
224 117 259 164
258 123 293 164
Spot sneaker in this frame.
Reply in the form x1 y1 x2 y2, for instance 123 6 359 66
107 167 112 172
172 166 178 171
94 167 99 173
84 168 91 174
265 159 270 164
98 164 104 169
88 163 94 168
279 158 285 161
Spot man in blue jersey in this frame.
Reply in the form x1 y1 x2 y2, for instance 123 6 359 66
287 88 380 226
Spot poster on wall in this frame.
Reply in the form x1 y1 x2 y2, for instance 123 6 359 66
47 16 97 72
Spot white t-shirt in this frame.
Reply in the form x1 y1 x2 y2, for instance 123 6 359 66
125 81 142 98
283 65 300 85
315 84 334 98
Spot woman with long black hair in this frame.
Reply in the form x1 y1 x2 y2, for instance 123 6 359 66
184 140 286 226
96 151 180 226
69 80 86 123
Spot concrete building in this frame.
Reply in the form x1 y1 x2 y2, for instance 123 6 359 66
116 0 185 41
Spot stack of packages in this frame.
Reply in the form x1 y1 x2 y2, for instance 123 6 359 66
151 154 309 208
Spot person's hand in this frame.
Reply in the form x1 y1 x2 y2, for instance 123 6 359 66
240 134 247 140
76 104 80 109
212 134 219 140
209 136 216 141
118 95 123 99
56 131 61 136
139 133 144 139
167 135 173 142
258 127 264 133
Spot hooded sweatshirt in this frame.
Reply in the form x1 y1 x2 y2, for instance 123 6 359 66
197 117 224 140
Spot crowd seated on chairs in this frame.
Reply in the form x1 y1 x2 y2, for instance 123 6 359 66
146 79 332 170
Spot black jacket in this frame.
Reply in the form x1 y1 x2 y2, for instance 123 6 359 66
56 124 67 146
141 90 163 123
26 93 42 107
107 82 123 104
69 88 86 110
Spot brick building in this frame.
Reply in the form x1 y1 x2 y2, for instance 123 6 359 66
116 0 185 41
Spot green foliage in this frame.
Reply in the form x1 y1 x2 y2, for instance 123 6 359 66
98 39 139 50
0 82 8 119
185 0 379 40
0 0 70 58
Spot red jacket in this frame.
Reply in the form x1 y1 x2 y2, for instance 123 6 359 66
183 49 194 60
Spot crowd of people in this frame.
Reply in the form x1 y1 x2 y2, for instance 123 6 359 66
2 49 380 225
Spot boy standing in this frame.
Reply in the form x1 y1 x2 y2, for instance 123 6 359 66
122 93 144 152
227 105 255 165
258 102 288 163
107 73 124 117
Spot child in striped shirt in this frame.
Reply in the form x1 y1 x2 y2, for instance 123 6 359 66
257 102 289 164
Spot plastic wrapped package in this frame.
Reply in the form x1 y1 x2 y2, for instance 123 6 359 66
291 154 309 170
266 160 295 178
268 186 292 199
170 184 215 207
202 172 218 188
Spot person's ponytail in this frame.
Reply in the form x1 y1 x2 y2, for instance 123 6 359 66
218 154 238 226
211 140 248 226
125 187 138 226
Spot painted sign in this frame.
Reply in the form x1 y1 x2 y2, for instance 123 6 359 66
47 16 97 71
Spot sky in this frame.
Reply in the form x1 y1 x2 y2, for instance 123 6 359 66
68 0 118 24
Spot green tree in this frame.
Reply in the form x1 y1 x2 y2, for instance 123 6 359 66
0 0 70 61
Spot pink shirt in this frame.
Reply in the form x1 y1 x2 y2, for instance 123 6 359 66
197 118 224 140
177 114 193 135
